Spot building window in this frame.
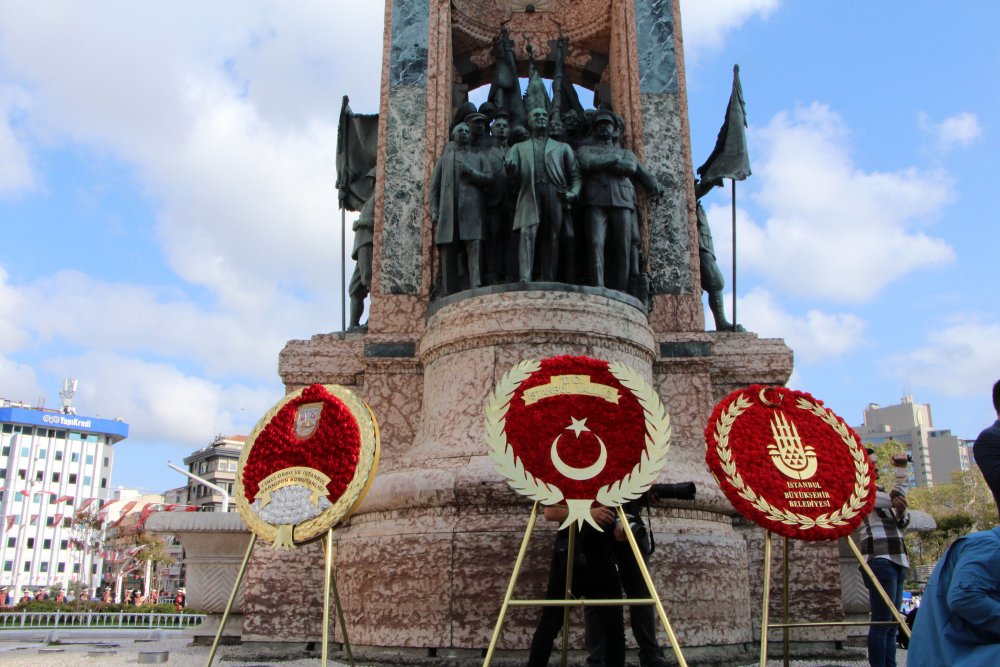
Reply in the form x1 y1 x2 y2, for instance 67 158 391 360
83 476 92 486
1 445 8 456
73 563 80 574
56 562 65 573
85 454 94 465
22 562 30 572
42 539 51 549
68 474 77 484
100 478 107 489
71 453 79 463
32 493 40 504
1 424 10 433
54 450 62 461
45 517 54 526
60 540 68 550
62 518 70 528
17 469 25 480
6 538 14 548
19 447 28 457
103 457 109 467
21 427 33 436
26 538 34 548
55 431 66 439
35 471 42 482
51 472 60 483
2 561 10 572
37 449 46 459
39 562 48 573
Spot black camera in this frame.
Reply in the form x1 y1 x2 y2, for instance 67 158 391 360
648 482 697 501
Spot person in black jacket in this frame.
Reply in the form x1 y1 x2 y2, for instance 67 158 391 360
973 379 1000 517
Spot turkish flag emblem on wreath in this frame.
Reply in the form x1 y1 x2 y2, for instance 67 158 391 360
485 356 671 529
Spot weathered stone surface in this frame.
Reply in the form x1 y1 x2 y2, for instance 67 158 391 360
377 84 427 296
242 539 326 642
389 0 430 86
635 0 678 93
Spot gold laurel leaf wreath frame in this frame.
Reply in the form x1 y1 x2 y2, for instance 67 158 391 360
235 384 381 546
485 359 671 511
712 393 871 533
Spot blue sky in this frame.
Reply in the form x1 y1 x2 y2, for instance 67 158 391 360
0 1 997 494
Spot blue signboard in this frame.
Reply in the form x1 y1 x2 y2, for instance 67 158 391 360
0 407 129 441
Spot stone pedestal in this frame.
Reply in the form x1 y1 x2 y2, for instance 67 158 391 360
146 512 251 643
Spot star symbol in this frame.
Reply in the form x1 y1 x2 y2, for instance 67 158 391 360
565 417 590 438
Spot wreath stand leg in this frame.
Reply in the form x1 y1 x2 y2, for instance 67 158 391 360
845 535 911 640
483 501 541 666
205 533 257 667
758 532 911 667
559 522 577 667
615 506 688 667
323 529 355 667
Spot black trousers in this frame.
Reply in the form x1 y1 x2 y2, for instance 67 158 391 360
526 539 625 667
584 541 665 667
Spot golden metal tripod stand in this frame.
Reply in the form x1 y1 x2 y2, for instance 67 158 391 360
483 502 687 667
204 529 355 667
758 532 911 667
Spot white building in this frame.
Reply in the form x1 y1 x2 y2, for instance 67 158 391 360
0 397 128 598
854 395 968 487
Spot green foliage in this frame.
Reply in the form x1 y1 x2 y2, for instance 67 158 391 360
905 467 999 569
870 439 907 491
4 600 200 614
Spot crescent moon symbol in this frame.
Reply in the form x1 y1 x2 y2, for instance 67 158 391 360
551 433 608 481
759 387 782 407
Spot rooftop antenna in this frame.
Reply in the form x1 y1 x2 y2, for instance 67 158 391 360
59 378 78 415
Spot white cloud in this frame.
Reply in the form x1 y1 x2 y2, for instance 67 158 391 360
892 319 1000 397
679 0 779 56
41 352 277 448
918 111 982 151
736 287 866 364
709 103 955 303
0 85 36 196
12 270 323 380
0 356 43 404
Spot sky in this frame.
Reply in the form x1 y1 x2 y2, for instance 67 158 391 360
0 1 997 495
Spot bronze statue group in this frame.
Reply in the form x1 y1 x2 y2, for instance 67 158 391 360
429 97 661 303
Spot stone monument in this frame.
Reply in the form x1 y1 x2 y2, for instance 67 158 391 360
252 0 847 662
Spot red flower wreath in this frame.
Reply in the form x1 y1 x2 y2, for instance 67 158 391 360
486 355 671 527
704 385 875 541
241 384 361 505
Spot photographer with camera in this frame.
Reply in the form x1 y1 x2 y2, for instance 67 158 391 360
856 448 911 667
526 504 625 667
583 482 696 667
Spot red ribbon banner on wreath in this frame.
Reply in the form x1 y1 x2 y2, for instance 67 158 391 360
704 385 876 541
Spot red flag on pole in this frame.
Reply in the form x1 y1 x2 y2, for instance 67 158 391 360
55 495 74 504
5 516 13 531
76 497 96 513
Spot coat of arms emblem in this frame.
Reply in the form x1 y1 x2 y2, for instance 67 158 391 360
294 402 323 439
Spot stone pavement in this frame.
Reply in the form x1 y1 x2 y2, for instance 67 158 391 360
0 630 908 666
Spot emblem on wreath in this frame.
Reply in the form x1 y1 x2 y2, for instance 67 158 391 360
705 385 876 541
236 384 380 548
485 356 671 529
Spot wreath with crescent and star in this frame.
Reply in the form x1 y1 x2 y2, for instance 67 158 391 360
484 355 671 529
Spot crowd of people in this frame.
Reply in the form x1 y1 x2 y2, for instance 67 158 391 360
0 585 186 610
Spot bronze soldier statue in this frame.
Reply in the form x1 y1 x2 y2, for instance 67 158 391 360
695 178 743 331
429 123 494 294
576 110 661 292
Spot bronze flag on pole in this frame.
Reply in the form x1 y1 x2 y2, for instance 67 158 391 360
335 96 379 213
697 64 751 186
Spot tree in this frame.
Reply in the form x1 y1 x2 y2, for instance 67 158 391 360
869 439 908 491
905 467 998 569
68 507 106 595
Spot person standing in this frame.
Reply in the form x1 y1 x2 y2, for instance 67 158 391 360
526 505 625 667
856 450 910 667
973 380 1000 516
908 527 1000 666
